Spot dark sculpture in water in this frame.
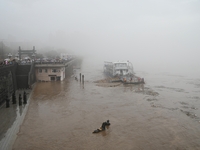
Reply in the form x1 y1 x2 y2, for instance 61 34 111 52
19 94 22 106
6 95 10 108
93 120 111 133
12 92 16 104
23 91 27 104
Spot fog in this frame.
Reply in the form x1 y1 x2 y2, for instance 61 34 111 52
1 0 200 76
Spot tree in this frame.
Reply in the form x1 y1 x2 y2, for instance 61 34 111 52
0 42 12 60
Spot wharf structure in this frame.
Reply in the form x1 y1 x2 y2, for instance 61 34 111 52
0 46 77 106
0 46 78 150
35 60 74 81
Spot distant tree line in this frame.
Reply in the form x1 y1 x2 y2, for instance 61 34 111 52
0 42 12 60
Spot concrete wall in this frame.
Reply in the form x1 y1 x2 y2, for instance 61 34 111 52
16 65 31 89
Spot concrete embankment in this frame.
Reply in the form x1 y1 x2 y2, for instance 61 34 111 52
0 88 33 150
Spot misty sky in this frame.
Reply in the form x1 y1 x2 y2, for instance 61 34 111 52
0 0 200 74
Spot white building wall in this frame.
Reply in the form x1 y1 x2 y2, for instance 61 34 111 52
36 67 65 81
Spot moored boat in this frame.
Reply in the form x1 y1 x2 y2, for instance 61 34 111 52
104 61 144 84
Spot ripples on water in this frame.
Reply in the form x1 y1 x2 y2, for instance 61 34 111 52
13 59 200 150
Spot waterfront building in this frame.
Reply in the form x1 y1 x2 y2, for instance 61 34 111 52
35 58 75 82
35 62 66 81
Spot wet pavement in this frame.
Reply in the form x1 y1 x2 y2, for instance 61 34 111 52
0 89 32 150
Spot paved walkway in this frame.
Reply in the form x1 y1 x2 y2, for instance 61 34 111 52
0 89 32 150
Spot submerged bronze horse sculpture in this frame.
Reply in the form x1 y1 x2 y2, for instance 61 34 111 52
93 120 111 133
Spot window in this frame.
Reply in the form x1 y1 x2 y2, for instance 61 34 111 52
52 69 60 73
44 69 48 73
115 63 127 67
39 69 42 73
52 69 57 73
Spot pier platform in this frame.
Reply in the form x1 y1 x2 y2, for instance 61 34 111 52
0 89 32 150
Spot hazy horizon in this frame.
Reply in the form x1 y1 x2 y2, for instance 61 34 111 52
1 0 200 76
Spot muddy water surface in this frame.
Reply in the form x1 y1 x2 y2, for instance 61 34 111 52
13 60 200 150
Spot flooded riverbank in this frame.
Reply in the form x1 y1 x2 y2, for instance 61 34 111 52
13 59 200 150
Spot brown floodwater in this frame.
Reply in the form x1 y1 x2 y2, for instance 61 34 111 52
13 59 200 150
